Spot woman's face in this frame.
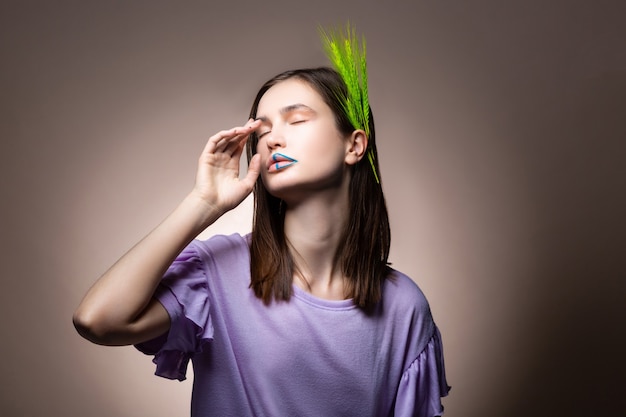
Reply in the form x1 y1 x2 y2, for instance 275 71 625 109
255 78 353 202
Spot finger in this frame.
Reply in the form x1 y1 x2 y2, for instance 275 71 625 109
217 120 261 156
240 153 261 191
203 128 235 155
210 119 261 154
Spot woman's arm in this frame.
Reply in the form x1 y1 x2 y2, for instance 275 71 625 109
73 119 262 346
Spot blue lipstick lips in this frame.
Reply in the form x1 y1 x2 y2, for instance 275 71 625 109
272 153 298 170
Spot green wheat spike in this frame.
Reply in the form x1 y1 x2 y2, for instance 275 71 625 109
319 22 378 183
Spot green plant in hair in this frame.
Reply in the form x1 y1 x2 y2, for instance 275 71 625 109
319 23 379 183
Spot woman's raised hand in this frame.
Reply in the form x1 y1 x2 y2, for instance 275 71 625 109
191 118 262 215
72 119 263 346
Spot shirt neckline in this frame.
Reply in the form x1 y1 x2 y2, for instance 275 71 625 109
291 284 357 311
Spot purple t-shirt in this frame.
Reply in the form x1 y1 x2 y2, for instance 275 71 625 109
136 233 449 416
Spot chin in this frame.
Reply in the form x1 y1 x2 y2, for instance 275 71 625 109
261 165 347 199
263 181 301 202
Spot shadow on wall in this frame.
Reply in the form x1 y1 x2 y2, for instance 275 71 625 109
504 72 626 416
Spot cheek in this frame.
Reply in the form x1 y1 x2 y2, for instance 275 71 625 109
301 125 346 154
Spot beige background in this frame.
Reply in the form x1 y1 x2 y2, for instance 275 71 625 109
1 1 624 416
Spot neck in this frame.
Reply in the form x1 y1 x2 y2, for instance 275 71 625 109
283 188 349 300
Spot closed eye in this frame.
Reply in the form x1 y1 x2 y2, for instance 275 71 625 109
258 130 270 138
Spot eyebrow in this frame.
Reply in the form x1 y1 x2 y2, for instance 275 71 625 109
256 103 316 123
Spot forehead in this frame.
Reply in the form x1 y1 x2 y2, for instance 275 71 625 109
257 78 326 114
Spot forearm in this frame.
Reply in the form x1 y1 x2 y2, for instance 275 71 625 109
74 119 260 345
73 192 222 344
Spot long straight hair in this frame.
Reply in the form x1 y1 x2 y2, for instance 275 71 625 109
246 67 391 310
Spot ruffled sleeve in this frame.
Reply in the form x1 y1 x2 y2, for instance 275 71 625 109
394 326 451 417
135 242 214 381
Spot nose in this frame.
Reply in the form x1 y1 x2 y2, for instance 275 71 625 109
265 127 285 149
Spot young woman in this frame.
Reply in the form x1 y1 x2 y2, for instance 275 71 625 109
73 67 450 416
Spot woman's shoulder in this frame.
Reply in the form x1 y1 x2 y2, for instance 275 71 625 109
381 269 438 359
191 233 250 259
382 268 432 315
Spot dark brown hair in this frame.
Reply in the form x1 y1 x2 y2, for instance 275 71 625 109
246 67 391 310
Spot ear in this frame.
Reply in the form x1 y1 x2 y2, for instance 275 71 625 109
345 129 368 166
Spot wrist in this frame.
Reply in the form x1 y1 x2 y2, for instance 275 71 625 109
181 191 224 229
